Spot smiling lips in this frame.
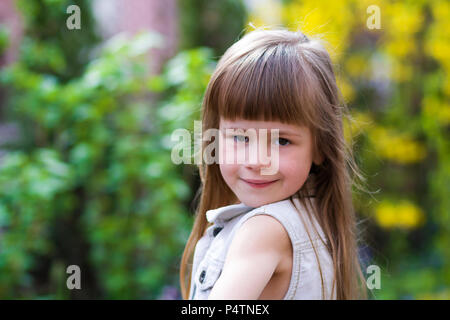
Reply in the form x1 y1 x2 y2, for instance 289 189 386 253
241 178 279 188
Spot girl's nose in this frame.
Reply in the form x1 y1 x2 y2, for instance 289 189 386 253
243 147 272 169
243 139 279 175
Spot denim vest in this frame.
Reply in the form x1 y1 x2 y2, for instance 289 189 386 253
189 196 336 300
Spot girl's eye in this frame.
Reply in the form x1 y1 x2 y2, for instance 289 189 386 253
233 135 249 143
231 135 290 146
275 138 291 146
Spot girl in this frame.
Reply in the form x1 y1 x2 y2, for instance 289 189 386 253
179 27 368 300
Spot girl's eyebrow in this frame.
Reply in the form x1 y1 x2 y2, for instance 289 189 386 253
222 127 302 137
278 130 302 137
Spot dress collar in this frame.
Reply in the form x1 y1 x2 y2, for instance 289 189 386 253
205 193 315 224
206 202 255 223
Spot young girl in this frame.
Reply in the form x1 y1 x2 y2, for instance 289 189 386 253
179 27 367 300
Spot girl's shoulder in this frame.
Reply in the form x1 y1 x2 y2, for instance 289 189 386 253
226 211 292 271
236 196 327 246
236 213 292 250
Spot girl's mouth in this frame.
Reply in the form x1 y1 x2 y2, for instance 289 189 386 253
241 178 279 188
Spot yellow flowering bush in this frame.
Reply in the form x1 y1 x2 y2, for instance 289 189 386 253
374 200 425 229
368 126 427 164
245 0 449 299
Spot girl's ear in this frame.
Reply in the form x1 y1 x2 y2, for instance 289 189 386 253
313 154 324 166
312 148 324 166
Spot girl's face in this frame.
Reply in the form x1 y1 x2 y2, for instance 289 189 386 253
219 117 322 208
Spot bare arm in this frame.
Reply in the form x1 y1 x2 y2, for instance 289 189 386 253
208 214 290 300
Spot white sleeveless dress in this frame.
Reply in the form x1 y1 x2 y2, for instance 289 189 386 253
189 195 336 300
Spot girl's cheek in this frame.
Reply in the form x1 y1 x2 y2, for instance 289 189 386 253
219 164 239 190
280 150 309 174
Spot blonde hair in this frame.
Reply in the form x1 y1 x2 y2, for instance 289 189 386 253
179 26 368 300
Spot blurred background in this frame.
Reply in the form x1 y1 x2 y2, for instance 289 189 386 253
0 0 448 299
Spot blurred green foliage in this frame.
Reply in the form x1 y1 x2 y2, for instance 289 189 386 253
14 0 99 81
177 0 248 56
0 26 9 56
0 0 216 299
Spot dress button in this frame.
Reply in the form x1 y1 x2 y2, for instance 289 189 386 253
213 227 223 237
199 270 206 283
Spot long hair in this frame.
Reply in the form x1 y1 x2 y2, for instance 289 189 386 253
179 26 368 300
